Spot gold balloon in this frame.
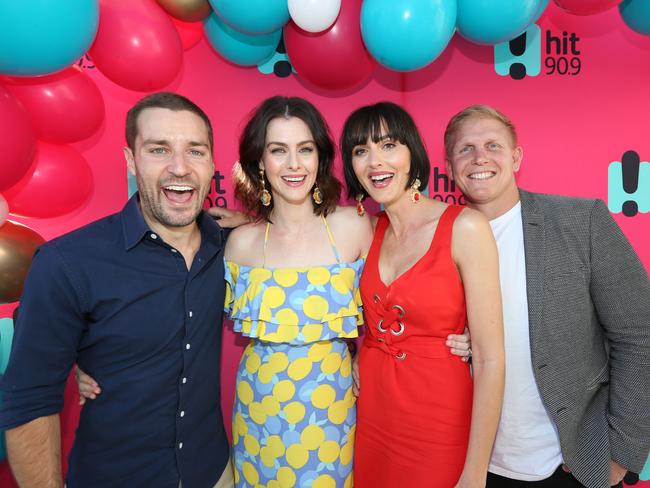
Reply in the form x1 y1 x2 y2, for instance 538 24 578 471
156 0 212 22
0 221 45 304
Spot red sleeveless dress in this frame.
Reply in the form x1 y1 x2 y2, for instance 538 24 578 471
354 205 472 487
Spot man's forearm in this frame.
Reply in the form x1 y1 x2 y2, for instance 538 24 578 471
7 414 63 488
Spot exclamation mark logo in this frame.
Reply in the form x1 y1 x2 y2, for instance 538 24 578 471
495 24 542 79
607 150 650 216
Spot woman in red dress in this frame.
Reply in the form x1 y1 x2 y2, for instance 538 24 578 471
341 103 505 487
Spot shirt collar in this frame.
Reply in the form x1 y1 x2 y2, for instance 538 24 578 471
121 193 225 251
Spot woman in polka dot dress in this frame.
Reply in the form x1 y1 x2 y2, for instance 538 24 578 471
224 96 373 488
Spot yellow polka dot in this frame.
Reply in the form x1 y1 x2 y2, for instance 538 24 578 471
246 283 262 301
344 387 356 408
244 434 260 456
260 445 276 467
241 318 253 334
344 473 353 488
263 286 286 309
250 268 273 283
249 401 267 425
340 441 353 465
318 440 340 463
261 395 280 416
300 424 325 450
242 461 259 485
267 480 281 488
311 384 336 409
308 341 332 361
237 381 254 405
274 269 299 287
277 467 296 487
273 380 295 402
313 474 336 488
303 295 329 320
328 316 344 333
245 352 261 374
234 412 248 436
258 364 274 384
275 308 299 325
267 434 285 456
234 467 240 484
327 400 348 424
302 323 323 342
287 357 312 381
286 443 309 469
339 267 355 283
330 273 350 295
307 267 330 286
267 352 289 373
276 323 299 342
340 353 351 377
283 402 306 424
321 352 342 374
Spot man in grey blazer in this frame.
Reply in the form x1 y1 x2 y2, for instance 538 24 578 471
444 104 649 488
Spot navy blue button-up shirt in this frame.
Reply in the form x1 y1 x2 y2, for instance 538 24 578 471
0 195 229 488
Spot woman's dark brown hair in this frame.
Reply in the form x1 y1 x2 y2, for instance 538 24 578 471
235 96 340 221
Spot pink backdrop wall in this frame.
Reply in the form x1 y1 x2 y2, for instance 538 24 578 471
0 3 648 486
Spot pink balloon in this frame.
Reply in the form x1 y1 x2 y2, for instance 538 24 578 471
89 0 183 92
553 0 622 15
2 66 105 144
4 142 94 219
0 193 8 227
0 85 36 192
284 0 376 91
170 17 204 50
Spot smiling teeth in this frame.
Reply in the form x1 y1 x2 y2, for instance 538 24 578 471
165 185 193 191
283 176 305 182
468 172 495 180
370 174 393 181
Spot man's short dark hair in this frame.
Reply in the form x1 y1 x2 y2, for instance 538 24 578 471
125 92 214 152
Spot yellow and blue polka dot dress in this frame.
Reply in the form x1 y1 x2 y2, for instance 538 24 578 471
225 219 363 488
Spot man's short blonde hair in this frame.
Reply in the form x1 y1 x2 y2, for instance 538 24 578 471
444 104 518 159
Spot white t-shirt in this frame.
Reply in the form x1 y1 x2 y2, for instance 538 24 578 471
488 201 563 481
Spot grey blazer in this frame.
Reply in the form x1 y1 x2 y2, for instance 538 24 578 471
520 189 650 488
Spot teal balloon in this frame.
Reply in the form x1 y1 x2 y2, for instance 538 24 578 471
204 13 281 66
620 0 650 35
208 0 289 35
361 0 457 72
534 0 550 21
457 0 541 45
0 0 99 76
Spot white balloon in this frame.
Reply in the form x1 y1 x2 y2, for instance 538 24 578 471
288 0 341 33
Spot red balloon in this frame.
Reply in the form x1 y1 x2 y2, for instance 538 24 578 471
0 85 36 192
284 0 376 91
553 0 622 15
170 17 204 50
4 142 94 219
2 66 105 144
89 0 183 92
0 221 46 304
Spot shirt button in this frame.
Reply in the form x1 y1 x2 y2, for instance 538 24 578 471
180 411 185 417
188 311 193 318
150 233 157 240
182 377 187 384
178 442 183 449
171 248 178 253
186 343 191 350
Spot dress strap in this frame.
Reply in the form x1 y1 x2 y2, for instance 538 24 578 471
322 215 341 264
435 204 465 250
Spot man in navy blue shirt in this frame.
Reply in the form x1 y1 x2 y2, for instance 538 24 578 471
0 93 233 488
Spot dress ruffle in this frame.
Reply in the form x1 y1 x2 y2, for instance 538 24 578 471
225 258 364 345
